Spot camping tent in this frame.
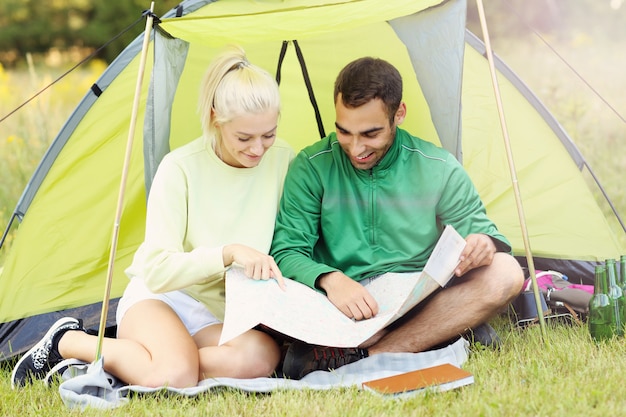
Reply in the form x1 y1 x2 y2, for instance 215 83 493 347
1 0 624 360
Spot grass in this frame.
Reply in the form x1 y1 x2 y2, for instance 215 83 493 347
2 316 626 416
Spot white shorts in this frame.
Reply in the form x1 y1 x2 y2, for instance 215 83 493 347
358 275 383 287
116 277 221 336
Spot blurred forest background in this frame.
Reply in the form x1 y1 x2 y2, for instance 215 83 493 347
0 0 181 66
1 0 625 257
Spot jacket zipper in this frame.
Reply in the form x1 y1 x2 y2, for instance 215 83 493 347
369 168 376 245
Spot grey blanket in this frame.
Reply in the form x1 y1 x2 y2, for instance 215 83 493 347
58 338 469 410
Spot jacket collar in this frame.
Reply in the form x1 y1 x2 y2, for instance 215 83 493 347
373 127 404 172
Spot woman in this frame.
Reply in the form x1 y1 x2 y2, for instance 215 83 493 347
12 46 294 389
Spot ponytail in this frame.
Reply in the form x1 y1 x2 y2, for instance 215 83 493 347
198 46 280 148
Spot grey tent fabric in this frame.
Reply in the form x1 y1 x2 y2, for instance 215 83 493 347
58 338 468 410
142 30 189 196
390 0 466 162
58 358 129 410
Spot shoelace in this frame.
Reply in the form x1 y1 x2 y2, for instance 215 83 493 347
311 347 364 368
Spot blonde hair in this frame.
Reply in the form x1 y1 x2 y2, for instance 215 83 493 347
198 46 281 151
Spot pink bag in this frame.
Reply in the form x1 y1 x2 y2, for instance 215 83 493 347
522 270 593 314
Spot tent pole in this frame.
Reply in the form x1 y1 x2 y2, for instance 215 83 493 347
475 0 547 340
95 2 156 361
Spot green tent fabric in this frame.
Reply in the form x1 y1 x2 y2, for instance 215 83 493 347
1 0 624 359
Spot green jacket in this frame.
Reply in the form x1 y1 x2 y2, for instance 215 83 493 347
271 128 510 289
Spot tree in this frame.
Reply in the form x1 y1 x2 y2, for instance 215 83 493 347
0 0 180 67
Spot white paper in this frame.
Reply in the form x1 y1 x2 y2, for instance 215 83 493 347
219 225 466 347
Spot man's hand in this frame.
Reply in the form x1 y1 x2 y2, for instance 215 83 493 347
317 271 379 320
454 233 497 277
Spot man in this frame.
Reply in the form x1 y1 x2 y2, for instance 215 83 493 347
270 57 524 380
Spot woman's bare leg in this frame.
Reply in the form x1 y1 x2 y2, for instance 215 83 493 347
58 300 200 388
192 324 280 379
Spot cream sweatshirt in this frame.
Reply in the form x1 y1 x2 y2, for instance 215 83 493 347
125 136 294 320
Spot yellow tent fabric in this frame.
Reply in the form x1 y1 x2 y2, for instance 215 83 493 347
165 25 439 158
0 0 446 327
0 0 623 332
461 42 622 260
160 0 442 46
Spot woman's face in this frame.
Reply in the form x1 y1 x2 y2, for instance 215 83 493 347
216 110 279 168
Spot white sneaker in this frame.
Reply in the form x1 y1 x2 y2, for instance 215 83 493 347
10 317 83 389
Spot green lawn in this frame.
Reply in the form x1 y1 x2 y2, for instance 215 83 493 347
2 317 625 416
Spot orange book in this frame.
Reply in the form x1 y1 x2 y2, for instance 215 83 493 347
362 363 474 395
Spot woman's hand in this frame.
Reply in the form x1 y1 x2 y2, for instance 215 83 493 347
223 244 285 290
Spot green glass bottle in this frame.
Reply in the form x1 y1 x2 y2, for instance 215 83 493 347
616 256 626 329
606 258 625 336
620 255 626 292
588 264 617 341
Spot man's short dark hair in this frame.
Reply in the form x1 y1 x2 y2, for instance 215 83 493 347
334 57 403 124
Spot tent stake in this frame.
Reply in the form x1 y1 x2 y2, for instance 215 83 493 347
475 0 548 340
95 2 156 361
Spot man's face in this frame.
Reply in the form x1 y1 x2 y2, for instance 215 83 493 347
335 95 405 170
